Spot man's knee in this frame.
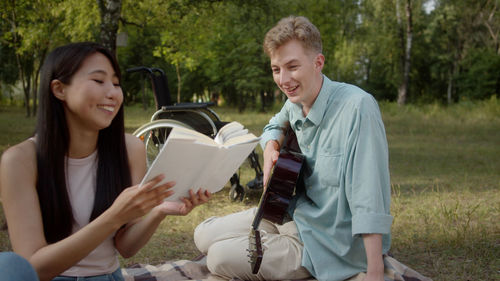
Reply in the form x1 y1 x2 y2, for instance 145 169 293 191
194 216 217 253
205 240 250 278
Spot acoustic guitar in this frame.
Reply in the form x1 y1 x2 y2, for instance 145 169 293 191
247 127 304 274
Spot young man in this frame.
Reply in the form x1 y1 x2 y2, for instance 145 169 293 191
194 16 392 281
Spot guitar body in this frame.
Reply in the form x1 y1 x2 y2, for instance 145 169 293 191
248 127 304 274
254 132 304 225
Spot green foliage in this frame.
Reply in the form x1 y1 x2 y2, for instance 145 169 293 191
458 48 500 100
51 0 99 42
0 44 18 85
1 0 499 110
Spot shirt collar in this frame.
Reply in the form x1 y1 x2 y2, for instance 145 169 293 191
305 74 330 126
289 75 331 127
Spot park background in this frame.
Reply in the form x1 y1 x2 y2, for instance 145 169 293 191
0 0 499 280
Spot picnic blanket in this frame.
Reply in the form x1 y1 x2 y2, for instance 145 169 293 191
122 254 433 281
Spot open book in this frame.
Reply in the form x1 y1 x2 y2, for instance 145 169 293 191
140 121 260 202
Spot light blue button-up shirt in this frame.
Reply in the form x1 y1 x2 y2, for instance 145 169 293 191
260 76 393 281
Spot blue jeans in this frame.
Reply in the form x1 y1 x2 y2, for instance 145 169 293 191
52 267 124 281
0 252 39 281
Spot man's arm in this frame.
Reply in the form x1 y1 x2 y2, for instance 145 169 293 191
362 234 384 281
260 103 291 187
262 140 280 187
345 95 392 280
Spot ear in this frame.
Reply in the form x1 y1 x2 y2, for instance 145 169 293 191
314 53 325 71
51 80 66 101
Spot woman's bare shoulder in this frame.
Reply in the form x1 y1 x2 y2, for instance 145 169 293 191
125 133 145 152
1 139 37 168
0 139 37 194
124 133 146 184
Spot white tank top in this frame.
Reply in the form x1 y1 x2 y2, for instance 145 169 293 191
61 150 119 276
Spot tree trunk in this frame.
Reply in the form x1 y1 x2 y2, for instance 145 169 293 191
447 60 459 104
9 0 32 117
32 50 45 116
32 72 38 116
447 69 453 104
397 0 413 106
14 52 31 117
259 90 266 112
97 0 122 53
175 62 181 104
481 0 499 54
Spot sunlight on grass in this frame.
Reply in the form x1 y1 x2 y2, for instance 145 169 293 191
1 98 499 280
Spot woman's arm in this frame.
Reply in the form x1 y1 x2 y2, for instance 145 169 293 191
0 140 174 281
1 141 118 280
114 134 210 257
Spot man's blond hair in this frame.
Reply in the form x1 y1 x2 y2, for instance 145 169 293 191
263 16 322 57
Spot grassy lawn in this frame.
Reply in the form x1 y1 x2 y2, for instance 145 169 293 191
0 99 499 280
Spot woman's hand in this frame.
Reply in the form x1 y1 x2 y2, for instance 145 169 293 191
155 189 211 216
114 178 211 258
107 174 175 227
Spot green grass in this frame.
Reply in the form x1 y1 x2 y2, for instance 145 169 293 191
0 98 499 280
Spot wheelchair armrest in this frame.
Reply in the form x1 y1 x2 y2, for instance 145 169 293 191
161 102 215 111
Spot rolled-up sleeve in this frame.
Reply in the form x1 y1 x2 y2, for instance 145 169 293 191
344 95 393 236
260 101 292 149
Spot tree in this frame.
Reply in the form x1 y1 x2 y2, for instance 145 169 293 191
478 0 499 54
0 32 19 103
97 0 122 53
425 0 498 103
0 0 62 116
204 1 271 110
147 0 216 103
2 0 498 111
396 0 413 105
357 0 402 100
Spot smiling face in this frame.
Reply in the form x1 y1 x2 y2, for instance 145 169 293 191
51 52 123 132
270 39 324 115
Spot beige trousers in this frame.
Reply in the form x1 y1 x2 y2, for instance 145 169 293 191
194 207 311 281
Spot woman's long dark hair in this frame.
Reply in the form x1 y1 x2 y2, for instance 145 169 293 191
36 42 131 243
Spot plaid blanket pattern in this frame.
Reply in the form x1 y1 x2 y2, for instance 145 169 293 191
122 254 432 281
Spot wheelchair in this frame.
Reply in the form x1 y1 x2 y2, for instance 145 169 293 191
128 66 263 201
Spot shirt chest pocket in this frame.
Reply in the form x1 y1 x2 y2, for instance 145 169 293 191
315 150 343 188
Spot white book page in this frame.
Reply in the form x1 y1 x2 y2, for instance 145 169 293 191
214 121 244 144
140 126 259 202
140 136 219 202
204 141 258 191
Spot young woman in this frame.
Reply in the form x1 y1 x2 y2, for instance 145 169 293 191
0 42 210 281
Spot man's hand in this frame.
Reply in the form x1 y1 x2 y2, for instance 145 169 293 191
363 272 384 281
262 140 280 188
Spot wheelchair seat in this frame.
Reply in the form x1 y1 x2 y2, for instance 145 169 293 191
128 66 223 138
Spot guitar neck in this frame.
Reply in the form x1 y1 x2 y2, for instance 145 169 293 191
252 201 265 230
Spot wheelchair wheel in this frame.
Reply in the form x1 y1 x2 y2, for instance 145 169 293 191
133 119 194 167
